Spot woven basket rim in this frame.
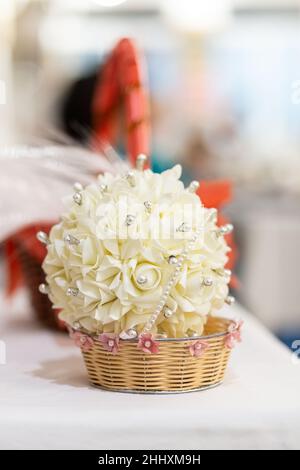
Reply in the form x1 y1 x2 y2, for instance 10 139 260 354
72 315 234 343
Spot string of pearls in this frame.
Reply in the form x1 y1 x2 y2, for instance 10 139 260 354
141 228 201 335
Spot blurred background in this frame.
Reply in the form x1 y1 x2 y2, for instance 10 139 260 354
1 0 300 347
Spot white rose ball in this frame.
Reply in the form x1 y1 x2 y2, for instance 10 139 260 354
42 165 230 337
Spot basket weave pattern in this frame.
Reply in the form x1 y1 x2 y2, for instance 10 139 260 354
81 316 232 393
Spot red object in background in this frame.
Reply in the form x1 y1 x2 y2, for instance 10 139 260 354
5 223 52 296
197 181 238 288
198 180 232 209
92 38 150 167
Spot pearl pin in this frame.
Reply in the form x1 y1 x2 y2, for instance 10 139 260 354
163 306 173 319
39 283 49 295
203 277 213 287
168 255 178 265
176 222 191 233
66 287 79 297
125 171 136 187
119 329 137 340
99 183 108 193
187 181 200 193
225 295 235 306
36 231 49 245
73 182 83 192
144 201 152 213
125 214 136 226
73 192 82 205
64 234 80 245
137 275 148 286
136 154 147 171
217 224 234 237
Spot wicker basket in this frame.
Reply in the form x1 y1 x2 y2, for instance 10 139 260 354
79 316 233 394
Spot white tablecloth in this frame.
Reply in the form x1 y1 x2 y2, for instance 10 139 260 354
1 293 300 450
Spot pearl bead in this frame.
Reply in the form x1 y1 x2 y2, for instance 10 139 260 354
209 209 218 222
218 224 234 236
176 222 191 233
73 182 83 192
39 283 49 295
125 171 135 187
64 234 80 245
128 328 137 338
36 231 49 245
99 183 108 193
203 277 213 287
108 340 115 347
66 287 79 297
136 154 147 171
144 340 152 348
168 255 178 265
119 329 137 340
73 321 80 330
137 275 148 285
144 201 152 212
163 307 173 318
226 295 235 306
125 214 136 226
80 337 86 344
187 181 200 193
73 192 82 205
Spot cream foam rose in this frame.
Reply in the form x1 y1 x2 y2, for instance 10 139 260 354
42 165 231 337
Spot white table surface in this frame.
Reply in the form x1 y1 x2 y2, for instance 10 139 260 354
1 292 300 450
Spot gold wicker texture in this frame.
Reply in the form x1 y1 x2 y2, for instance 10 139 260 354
81 316 232 393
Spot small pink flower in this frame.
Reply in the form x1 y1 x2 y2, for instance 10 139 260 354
71 331 94 352
225 320 243 349
189 340 210 358
137 334 159 354
224 333 236 349
98 333 119 355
